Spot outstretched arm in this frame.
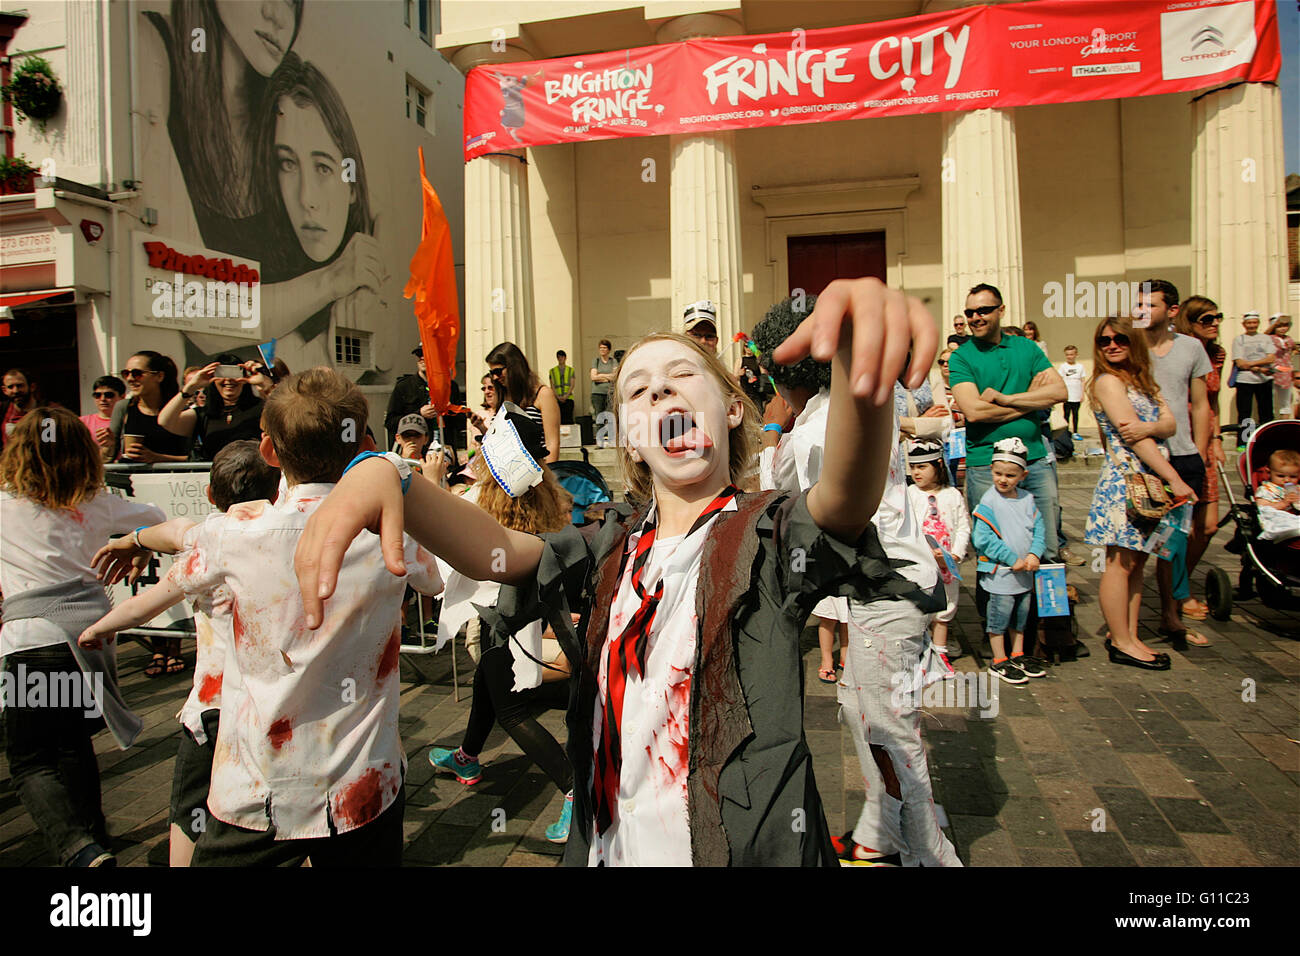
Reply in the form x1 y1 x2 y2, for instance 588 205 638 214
773 278 938 542
90 517 198 585
294 459 544 629
78 577 186 649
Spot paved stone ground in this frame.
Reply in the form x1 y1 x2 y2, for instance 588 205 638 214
1 457 1296 866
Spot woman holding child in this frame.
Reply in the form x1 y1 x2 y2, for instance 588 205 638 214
1084 317 1197 670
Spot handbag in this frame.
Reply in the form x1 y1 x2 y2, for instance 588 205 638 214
1226 362 1239 389
1123 458 1173 530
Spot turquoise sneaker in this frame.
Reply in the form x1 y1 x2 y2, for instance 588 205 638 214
545 792 574 843
428 747 482 785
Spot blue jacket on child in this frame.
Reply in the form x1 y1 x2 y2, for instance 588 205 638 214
972 486 1044 595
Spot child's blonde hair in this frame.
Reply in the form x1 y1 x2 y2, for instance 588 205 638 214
1269 449 1300 471
611 332 760 504
469 455 573 534
0 407 103 510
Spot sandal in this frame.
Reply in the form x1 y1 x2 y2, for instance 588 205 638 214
818 666 837 684
165 656 186 675
1181 599 1208 621
1156 627 1210 650
144 653 166 678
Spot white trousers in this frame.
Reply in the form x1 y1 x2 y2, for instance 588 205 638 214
837 598 962 866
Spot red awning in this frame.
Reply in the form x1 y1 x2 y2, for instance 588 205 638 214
0 289 71 307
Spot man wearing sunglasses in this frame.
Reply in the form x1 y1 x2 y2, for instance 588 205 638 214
947 315 971 348
948 284 1067 568
1134 278 1212 647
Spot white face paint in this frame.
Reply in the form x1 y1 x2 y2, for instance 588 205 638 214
617 340 742 497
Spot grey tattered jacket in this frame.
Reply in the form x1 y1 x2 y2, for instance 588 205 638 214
483 490 922 866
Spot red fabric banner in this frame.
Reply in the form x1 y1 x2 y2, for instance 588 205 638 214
463 0 1280 161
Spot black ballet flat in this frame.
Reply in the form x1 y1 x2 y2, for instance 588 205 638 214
1104 639 1171 671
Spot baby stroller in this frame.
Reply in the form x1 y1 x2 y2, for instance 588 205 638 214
1204 419 1300 619
550 455 613 525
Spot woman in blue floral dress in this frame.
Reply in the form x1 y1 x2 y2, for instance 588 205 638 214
1084 318 1197 670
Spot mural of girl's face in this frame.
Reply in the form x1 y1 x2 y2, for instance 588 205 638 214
216 0 297 77
275 97 353 263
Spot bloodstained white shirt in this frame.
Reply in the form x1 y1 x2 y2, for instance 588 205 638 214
168 483 442 839
588 495 738 866
175 517 232 745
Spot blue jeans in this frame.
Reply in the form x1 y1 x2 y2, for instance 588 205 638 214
985 590 1031 635
2 644 107 865
965 456 1061 562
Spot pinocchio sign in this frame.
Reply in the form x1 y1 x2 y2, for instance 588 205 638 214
132 233 262 339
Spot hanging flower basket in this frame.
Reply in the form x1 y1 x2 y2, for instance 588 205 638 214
2 56 63 132
0 155 38 195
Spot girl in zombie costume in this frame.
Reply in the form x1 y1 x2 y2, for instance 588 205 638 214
294 278 938 865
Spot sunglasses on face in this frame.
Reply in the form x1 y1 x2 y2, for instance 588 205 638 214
963 305 1000 319
937 360 949 367
93 391 119 399
1096 333 1130 348
119 368 155 379
1195 313 1223 325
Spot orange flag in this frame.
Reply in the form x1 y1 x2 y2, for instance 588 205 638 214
403 146 460 412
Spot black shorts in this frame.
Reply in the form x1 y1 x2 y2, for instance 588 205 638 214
1169 453 1207 502
169 709 219 833
190 776 405 867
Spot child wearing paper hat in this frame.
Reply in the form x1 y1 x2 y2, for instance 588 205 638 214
971 437 1048 685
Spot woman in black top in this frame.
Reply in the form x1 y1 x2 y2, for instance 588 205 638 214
112 351 190 463
486 342 560 463
158 357 263 461
110 350 190 677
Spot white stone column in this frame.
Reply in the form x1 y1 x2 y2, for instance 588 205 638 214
941 108 1026 331
667 132 744 343
1192 81 1289 352
657 13 745 343
453 42 538 371
463 151 536 368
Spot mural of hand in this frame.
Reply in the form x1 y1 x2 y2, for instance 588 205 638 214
327 233 385 301
330 285 380 329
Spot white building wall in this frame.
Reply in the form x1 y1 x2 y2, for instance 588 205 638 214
2 1 467 434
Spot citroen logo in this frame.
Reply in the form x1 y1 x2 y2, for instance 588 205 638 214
1192 25 1225 50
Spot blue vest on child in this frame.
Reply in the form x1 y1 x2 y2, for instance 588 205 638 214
973 487 1040 595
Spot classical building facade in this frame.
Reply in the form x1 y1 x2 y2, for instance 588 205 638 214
438 0 1291 426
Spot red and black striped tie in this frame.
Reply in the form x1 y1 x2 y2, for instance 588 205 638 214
593 485 739 835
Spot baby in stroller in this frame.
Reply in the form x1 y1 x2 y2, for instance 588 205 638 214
1255 449 1300 514
1248 439 1300 547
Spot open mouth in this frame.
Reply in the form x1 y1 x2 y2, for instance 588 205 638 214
658 409 711 455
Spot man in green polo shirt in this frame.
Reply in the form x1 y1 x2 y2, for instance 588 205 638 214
948 282 1067 562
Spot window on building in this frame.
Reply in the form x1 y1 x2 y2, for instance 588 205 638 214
406 78 431 132
335 329 372 370
404 0 432 43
